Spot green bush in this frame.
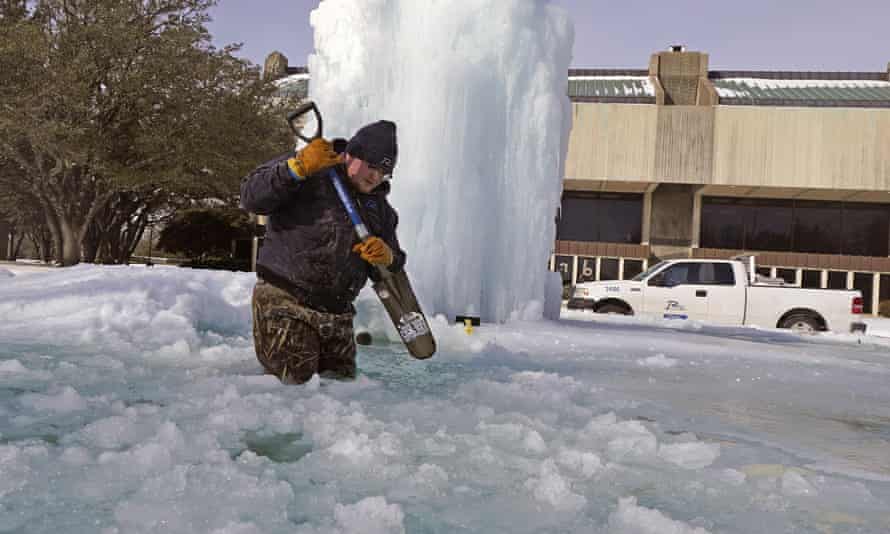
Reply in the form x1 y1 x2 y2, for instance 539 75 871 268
157 208 252 259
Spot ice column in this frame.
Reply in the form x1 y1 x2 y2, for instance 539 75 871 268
309 0 574 323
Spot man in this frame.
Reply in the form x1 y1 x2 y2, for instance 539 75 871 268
240 121 405 384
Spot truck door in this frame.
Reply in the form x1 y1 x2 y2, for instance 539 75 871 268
699 262 746 325
642 262 708 321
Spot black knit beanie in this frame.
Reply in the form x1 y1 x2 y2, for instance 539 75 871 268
345 120 398 175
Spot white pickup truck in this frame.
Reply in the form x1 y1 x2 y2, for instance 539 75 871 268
567 257 867 334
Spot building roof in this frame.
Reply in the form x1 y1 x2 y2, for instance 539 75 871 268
274 71 309 98
568 70 655 103
710 72 890 108
272 68 890 108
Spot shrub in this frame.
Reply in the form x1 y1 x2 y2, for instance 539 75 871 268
157 208 252 259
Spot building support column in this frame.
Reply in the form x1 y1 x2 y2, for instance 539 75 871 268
874 273 881 317
641 184 659 246
571 256 579 286
691 187 705 250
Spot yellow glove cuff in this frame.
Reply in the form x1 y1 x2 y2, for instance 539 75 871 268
286 157 306 180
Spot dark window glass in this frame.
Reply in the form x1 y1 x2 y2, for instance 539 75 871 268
700 200 744 249
697 262 717 284
654 262 698 286
802 270 822 289
794 201 842 254
748 203 793 251
842 204 890 257
756 267 772 278
600 258 619 281
554 255 574 284
598 195 643 244
777 268 797 285
701 198 889 257
557 197 597 242
853 273 874 314
557 193 642 244
576 256 597 283
623 260 644 280
713 263 736 285
693 262 735 285
828 271 848 290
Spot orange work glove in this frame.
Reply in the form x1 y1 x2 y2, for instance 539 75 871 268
287 138 342 179
352 236 393 266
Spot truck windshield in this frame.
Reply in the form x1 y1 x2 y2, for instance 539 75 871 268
631 261 668 282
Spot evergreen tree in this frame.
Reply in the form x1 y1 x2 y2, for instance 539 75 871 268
0 0 293 265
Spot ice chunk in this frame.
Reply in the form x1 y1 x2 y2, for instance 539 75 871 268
525 459 587 511
609 496 712 534
0 359 27 374
782 470 818 497
20 386 88 413
333 496 405 534
638 354 679 368
658 442 721 470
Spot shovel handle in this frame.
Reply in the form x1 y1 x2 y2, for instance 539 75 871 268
287 102 323 143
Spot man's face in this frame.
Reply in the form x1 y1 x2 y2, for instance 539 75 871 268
344 154 386 194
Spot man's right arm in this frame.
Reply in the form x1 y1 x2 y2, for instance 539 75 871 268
239 154 304 215
241 139 342 215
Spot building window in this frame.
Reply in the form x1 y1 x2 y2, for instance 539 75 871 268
557 192 642 244
794 201 842 254
774 268 796 285
701 197 889 257
828 271 848 290
600 258 620 280
623 260 644 280
842 204 890 257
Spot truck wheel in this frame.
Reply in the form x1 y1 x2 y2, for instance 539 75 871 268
779 313 821 334
596 303 631 316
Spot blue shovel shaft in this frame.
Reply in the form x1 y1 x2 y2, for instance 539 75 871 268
328 169 370 241
327 169 392 280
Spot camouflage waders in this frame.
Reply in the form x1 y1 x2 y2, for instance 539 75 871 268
251 280 356 384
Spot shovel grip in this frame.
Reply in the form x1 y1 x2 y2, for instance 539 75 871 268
287 102 324 143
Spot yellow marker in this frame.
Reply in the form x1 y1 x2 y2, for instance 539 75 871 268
464 318 473 335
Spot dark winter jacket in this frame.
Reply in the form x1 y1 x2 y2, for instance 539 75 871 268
240 154 406 314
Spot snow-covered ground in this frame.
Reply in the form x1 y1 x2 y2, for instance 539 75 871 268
1 265 889 533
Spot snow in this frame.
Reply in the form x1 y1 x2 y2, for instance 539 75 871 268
307 0 573 323
2 264 890 533
863 318 890 339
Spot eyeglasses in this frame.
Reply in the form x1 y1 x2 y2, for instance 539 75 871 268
368 164 393 181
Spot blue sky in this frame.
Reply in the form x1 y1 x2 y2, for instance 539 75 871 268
208 0 890 71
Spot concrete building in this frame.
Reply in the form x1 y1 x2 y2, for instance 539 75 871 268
557 47 890 316
267 48 890 315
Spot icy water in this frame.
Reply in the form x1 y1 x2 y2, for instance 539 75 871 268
2 266 890 533
2 328 890 533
